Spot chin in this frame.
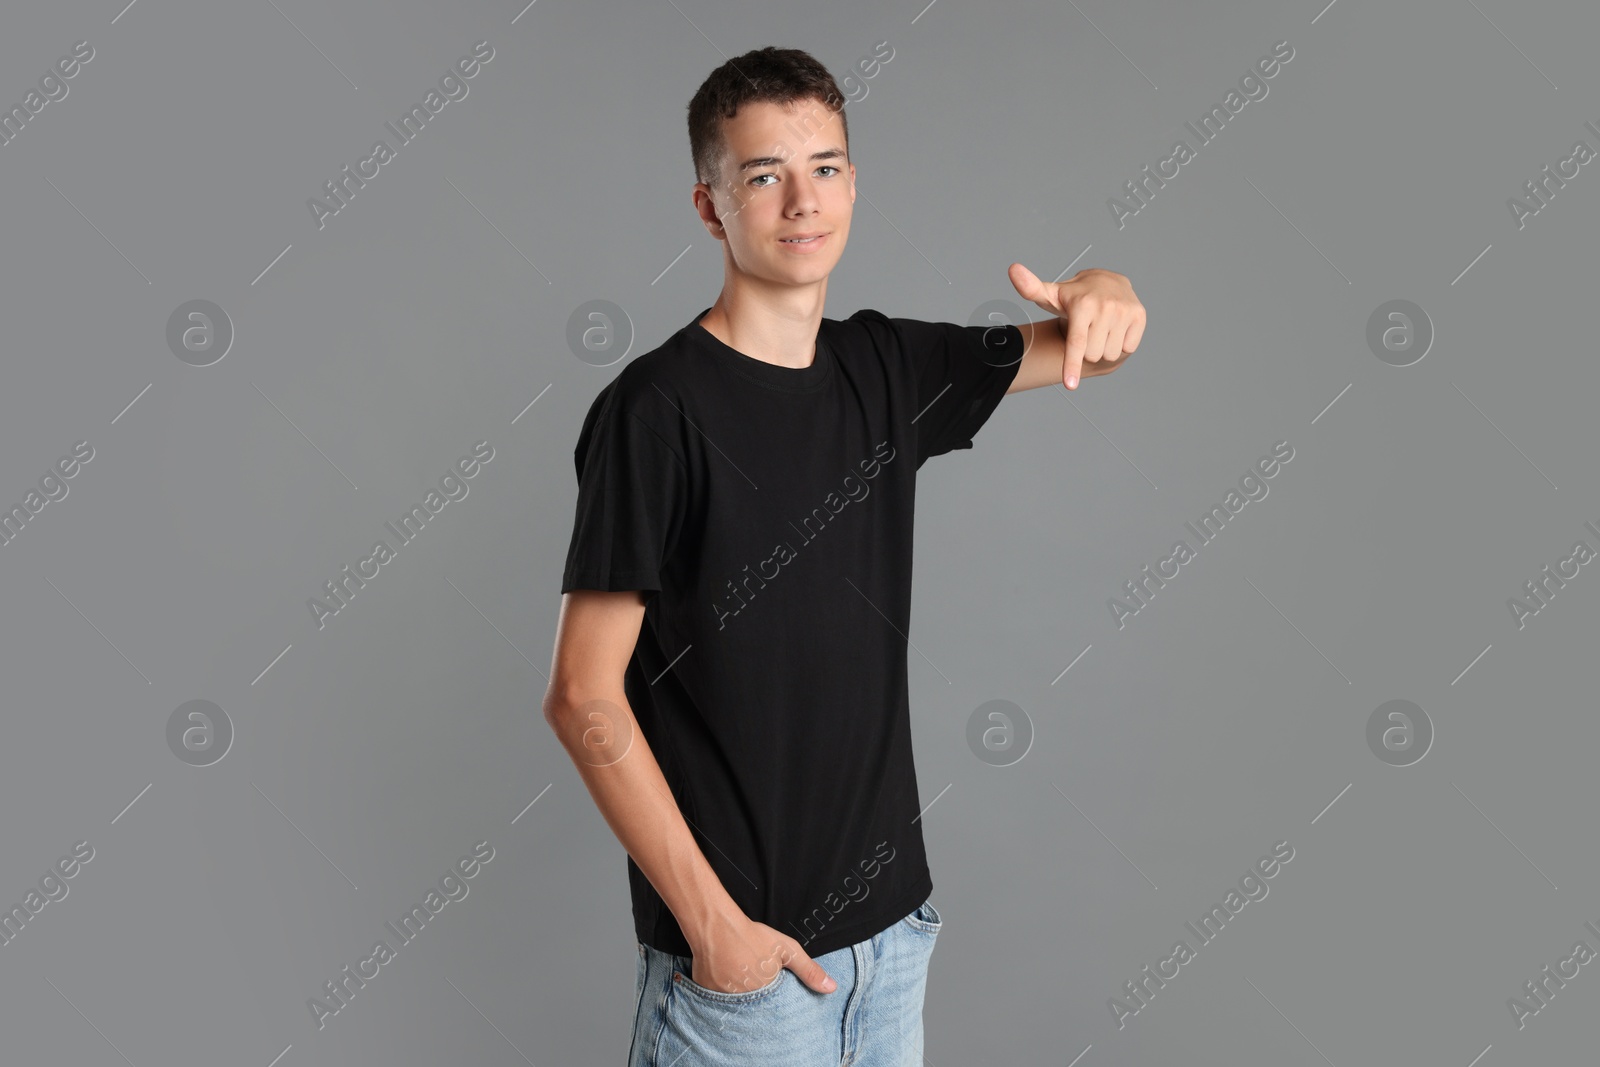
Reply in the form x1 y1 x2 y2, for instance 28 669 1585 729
781 267 834 285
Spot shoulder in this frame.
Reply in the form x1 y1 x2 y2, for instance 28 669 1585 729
837 307 898 338
830 309 967 364
828 307 913 357
582 328 698 424
825 309 974 377
572 328 699 471
845 307 892 326
840 309 1021 362
833 308 948 346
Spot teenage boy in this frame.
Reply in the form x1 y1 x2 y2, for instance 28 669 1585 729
545 46 1144 1066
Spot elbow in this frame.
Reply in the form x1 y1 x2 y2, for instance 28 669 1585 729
541 682 622 729
540 678 575 728
541 687 574 729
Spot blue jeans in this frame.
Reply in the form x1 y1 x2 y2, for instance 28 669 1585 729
627 897 943 1066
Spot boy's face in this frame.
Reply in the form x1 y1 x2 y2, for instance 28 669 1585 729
693 97 855 288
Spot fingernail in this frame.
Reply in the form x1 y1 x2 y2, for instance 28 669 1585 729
1066 375 1078 389
824 977 836 991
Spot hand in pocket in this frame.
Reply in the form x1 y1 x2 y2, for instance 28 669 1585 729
688 916 838 995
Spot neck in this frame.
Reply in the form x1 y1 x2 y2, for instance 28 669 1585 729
698 275 828 369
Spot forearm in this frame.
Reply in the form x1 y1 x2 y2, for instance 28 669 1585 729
1008 317 1115 394
543 688 742 950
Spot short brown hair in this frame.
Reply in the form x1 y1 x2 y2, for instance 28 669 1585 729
687 46 849 195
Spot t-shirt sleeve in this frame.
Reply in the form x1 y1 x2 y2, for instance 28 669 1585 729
885 315 1025 467
560 399 688 598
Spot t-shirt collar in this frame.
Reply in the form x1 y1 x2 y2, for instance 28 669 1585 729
684 307 835 393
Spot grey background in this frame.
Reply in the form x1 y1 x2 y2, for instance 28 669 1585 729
1 0 1596 1064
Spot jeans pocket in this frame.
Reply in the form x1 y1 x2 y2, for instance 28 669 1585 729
901 897 943 936
672 955 788 1005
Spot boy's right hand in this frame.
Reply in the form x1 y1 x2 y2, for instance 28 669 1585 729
685 915 837 995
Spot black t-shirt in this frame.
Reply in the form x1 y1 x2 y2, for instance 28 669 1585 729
560 305 1023 958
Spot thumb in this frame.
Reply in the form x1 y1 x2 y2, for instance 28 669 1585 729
788 947 838 993
1008 262 1060 315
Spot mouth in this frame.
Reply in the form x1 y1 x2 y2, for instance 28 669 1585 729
777 232 829 250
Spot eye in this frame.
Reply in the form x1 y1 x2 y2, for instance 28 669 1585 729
749 166 841 188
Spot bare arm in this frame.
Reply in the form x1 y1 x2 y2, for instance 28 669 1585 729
1007 317 1120 394
542 589 740 947
542 589 838 993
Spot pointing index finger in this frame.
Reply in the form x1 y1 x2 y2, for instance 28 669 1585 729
1062 314 1087 389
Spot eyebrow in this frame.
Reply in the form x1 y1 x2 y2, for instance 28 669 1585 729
736 147 847 173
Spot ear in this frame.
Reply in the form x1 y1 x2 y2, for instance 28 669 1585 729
692 183 727 239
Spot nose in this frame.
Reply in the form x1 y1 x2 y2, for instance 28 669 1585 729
784 176 821 216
